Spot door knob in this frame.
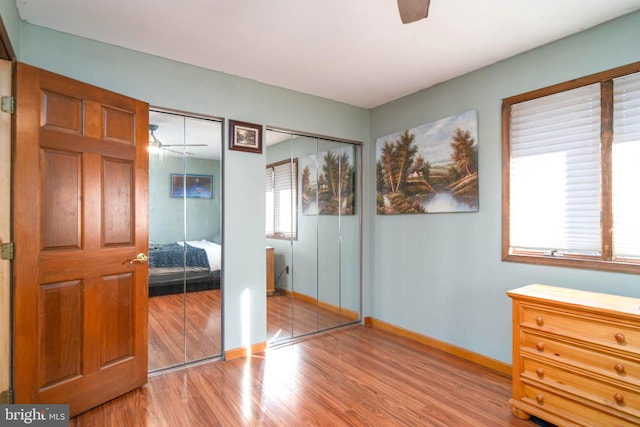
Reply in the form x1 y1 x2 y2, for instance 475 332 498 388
129 253 149 264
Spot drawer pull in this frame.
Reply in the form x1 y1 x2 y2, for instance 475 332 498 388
536 394 544 405
536 342 545 351
536 368 544 377
535 316 544 326
614 393 624 404
614 363 626 374
614 333 626 344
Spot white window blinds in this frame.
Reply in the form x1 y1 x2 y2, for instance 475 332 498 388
509 83 602 254
266 160 297 239
613 72 640 259
265 168 275 236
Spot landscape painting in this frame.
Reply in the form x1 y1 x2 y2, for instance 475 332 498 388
376 111 478 214
301 145 356 215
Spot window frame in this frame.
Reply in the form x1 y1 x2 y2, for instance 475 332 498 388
266 157 298 240
502 61 640 274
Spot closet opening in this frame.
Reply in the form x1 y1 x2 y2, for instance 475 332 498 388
265 128 362 344
147 108 223 372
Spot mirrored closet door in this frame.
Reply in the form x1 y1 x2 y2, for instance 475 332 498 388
266 129 361 343
147 109 223 372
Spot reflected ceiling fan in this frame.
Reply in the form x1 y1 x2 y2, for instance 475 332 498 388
397 0 431 24
148 124 207 155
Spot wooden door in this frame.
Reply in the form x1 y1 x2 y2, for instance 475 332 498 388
12 62 149 416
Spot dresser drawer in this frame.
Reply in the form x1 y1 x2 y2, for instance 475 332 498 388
520 304 640 353
521 383 640 427
521 331 640 384
522 357 640 419
509 285 640 426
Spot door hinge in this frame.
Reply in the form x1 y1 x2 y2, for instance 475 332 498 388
1 242 14 260
1 95 14 114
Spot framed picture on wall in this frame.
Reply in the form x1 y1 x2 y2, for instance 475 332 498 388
375 110 479 214
229 119 263 153
170 174 213 199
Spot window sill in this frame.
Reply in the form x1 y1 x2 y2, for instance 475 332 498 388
266 234 297 241
503 252 640 275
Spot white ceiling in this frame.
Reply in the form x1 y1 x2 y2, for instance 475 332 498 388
15 0 640 109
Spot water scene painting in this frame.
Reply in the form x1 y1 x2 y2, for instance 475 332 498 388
301 145 356 215
376 111 479 214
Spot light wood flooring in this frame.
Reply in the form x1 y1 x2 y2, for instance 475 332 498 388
148 289 222 371
267 290 360 342
74 324 538 426
149 289 359 371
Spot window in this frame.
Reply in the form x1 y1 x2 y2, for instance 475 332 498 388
502 62 640 274
266 158 298 239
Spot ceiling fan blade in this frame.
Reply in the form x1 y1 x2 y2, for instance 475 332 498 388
163 148 194 155
397 0 430 24
161 144 208 147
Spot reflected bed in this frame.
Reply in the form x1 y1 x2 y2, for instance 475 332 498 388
148 240 221 296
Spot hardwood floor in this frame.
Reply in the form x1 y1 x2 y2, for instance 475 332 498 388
149 289 358 371
148 289 222 371
74 325 537 426
267 291 359 342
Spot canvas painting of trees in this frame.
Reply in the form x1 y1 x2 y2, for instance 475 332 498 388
301 145 356 215
376 111 479 214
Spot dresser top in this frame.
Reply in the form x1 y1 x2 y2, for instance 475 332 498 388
507 284 640 317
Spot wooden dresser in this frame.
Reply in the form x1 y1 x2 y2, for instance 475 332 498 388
266 247 274 296
507 284 640 427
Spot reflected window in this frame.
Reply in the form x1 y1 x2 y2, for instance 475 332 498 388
266 158 298 240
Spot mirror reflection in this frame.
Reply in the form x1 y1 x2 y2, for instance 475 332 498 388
266 129 361 343
147 109 222 371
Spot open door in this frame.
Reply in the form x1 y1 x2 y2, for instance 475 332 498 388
12 63 149 416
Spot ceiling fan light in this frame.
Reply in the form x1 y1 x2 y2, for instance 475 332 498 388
397 0 430 24
149 124 161 147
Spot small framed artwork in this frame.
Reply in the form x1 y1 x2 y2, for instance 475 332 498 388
229 119 263 154
170 174 213 199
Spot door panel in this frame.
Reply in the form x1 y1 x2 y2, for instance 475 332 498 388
102 158 134 245
293 135 318 337
41 150 81 249
101 273 134 366
13 62 149 416
38 280 82 387
316 138 342 331
147 109 222 371
41 90 83 133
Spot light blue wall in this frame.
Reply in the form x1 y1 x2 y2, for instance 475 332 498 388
149 155 221 244
7 11 369 352
369 11 640 363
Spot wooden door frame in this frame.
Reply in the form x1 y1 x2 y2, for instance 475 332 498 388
0 15 16 62
0 58 11 404
0 13 17 404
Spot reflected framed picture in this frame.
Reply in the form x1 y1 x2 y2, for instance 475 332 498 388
170 174 213 199
301 146 356 216
229 119 263 154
